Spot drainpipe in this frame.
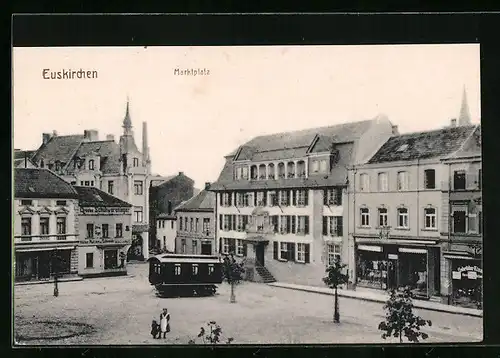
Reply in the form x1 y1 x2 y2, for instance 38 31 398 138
447 161 452 305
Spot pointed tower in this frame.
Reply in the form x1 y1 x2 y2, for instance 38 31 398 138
119 97 139 172
458 86 472 126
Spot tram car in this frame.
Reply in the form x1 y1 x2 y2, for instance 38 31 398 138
148 254 223 297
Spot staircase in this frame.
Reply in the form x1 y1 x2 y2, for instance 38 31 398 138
242 258 277 283
255 261 276 283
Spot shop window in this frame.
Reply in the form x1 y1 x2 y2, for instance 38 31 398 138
453 210 467 233
378 172 388 192
86 253 94 268
424 169 436 189
87 223 94 238
424 208 437 229
21 217 32 236
397 207 409 228
356 250 389 290
104 250 118 269
327 244 341 267
454 171 466 190
378 208 388 227
360 208 370 227
115 223 123 238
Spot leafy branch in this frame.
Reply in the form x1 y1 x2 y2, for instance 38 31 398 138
188 321 234 345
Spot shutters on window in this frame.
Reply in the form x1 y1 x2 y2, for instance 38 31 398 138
228 193 232 206
322 216 328 235
287 190 291 206
273 241 278 260
286 216 292 234
336 217 343 237
304 190 309 205
304 216 310 235
323 189 328 205
292 190 297 206
305 244 310 263
243 242 248 257
254 191 258 207
287 243 295 262
219 193 223 206
219 214 223 230
291 216 296 234
219 239 222 255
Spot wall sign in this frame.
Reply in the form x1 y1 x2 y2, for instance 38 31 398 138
453 265 483 280
80 207 131 215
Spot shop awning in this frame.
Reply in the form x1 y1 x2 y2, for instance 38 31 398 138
443 253 479 261
16 246 76 253
399 247 427 254
358 245 382 252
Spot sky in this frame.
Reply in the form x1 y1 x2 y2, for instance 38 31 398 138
12 44 480 189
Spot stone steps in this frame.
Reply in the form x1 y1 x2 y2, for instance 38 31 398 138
255 265 276 283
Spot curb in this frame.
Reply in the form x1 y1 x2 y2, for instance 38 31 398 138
269 283 483 318
15 277 84 286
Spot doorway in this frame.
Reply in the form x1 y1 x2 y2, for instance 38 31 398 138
201 242 212 255
255 243 265 266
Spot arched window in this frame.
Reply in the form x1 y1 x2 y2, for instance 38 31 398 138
268 163 275 179
297 160 306 178
250 165 258 180
277 163 286 179
88 159 95 170
287 162 295 179
258 164 267 180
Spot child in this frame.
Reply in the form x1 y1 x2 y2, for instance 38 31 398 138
151 319 161 339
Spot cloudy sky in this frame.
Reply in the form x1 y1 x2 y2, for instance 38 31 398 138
12 44 480 189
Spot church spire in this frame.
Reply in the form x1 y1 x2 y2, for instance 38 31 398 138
458 85 472 126
123 96 132 132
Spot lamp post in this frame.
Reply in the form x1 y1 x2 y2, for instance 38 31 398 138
51 249 60 297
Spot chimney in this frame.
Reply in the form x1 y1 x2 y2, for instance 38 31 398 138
205 182 211 190
42 133 52 145
391 125 399 135
450 118 457 127
106 134 115 142
179 171 184 176
83 129 99 141
167 201 173 215
52 130 58 137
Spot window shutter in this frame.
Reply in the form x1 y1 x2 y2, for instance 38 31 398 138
219 239 222 254
288 243 295 262
232 215 237 230
322 216 328 235
273 241 278 260
219 214 223 230
228 193 233 206
287 190 291 206
293 190 297 206
337 217 343 237
305 216 310 235
254 191 258 207
323 189 328 205
304 190 309 205
291 216 296 234
305 244 310 263
219 193 223 206
243 242 248 257
286 216 291 233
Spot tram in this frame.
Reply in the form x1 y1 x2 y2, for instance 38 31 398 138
148 254 223 296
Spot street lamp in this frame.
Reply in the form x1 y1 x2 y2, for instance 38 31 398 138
51 249 61 297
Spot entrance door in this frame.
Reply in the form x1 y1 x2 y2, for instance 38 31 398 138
256 243 265 266
38 252 51 280
387 259 398 290
201 242 212 255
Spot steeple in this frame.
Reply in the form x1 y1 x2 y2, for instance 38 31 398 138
123 96 133 134
458 85 472 126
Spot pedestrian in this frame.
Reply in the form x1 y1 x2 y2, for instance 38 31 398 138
159 308 170 338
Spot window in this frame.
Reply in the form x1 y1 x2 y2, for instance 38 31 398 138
181 239 187 254
397 207 409 228
468 213 478 233
195 218 199 232
104 250 118 269
134 181 143 195
184 217 188 231
179 217 183 231
424 169 435 189
21 217 31 236
134 207 143 223
174 264 181 275
208 264 215 275
222 238 230 254
203 218 210 234
296 190 309 206
360 208 370 227
454 171 466 190
133 158 139 167
268 191 277 206
102 224 109 238
84 181 90 186
397 171 409 191
90 181 94 186
297 216 310 234
279 190 289 206
56 217 66 235
327 244 341 267
192 240 197 254
171 221 174 229
236 239 244 256
88 159 95 170
86 253 94 268
324 188 342 206
190 218 194 232
424 208 436 229
116 223 123 238
56 200 67 206
87 223 94 238
222 193 231 206
453 210 467 233
360 174 370 192
319 160 328 173
279 242 288 260
242 167 249 180
378 172 388 192
21 200 32 206
40 217 50 235
192 264 199 275
378 208 388 227
296 243 306 263
235 167 242 180
312 160 320 173
108 181 114 195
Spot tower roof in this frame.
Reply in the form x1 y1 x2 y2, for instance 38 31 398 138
123 98 132 130
458 86 472 126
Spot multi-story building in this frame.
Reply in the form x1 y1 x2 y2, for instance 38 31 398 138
175 182 216 255
149 172 195 251
14 168 79 282
74 186 133 278
22 101 152 260
156 212 177 253
209 116 396 286
347 121 480 300
440 127 482 308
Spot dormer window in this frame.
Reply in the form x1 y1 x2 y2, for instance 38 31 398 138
88 159 95 170
133 158 139 167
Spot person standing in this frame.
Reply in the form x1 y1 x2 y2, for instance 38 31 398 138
159 308 170 338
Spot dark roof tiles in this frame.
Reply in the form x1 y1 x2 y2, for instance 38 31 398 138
31 135 84 165
74 186 132 207
14 168 78 198
175 189 215 212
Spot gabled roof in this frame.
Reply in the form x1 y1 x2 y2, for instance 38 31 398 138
14 158 37 168
66 140 122 174
368 125 478 164
232 119 373 161
31 135 84 165
150 175 177 187
74 186 132 208
14 168 78 199
175 189 215 212
14 150 36 160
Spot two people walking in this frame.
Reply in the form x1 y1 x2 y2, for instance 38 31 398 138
151 308 170 339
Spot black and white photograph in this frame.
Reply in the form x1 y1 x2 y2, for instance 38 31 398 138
12 41 482 345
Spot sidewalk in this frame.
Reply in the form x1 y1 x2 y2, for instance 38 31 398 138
268 282 482 318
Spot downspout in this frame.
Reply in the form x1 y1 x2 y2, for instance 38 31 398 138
447 160 452 304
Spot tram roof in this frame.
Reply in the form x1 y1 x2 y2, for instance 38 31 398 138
149 254 221 264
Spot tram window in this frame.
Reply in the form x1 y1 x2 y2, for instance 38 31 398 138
192 264 199 275
174 264 181 275
208 264 214 275
155 264 161 274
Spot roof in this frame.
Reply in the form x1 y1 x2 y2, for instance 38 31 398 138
148 254 220 264
74 186 132 207
66 140 122 174
14 150 36 160
14 168 78 199
175 189 215 212
31 135 84 165
14 158 36 168
157 213 177 220
150 175 176 187
232 119 373 161
368 125 478 164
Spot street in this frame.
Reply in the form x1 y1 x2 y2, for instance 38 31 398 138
14 263 483 345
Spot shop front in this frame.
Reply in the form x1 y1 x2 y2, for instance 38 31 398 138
450 258 482 309
355 242 439 298
15 247 75 282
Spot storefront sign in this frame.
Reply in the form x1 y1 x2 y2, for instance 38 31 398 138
457 265 482 274
80 207 131 215
388 254 398 260
399 247 427 254
87 238 126 245
453 265 483 280
358 245 382 252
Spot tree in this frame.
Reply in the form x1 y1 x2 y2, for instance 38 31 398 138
322 257 349 323
188 321 234 345
378 287 432 343
221 253 245 303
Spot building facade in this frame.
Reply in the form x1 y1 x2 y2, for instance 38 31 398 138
14 168 79 282
156 213 177 253
347 122 480 301
23 100 152 260
149 172 195 251
74 186 133 278
210 116 396 286
175 183 216 256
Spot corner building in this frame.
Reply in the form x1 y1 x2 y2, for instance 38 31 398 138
210 116 396 286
